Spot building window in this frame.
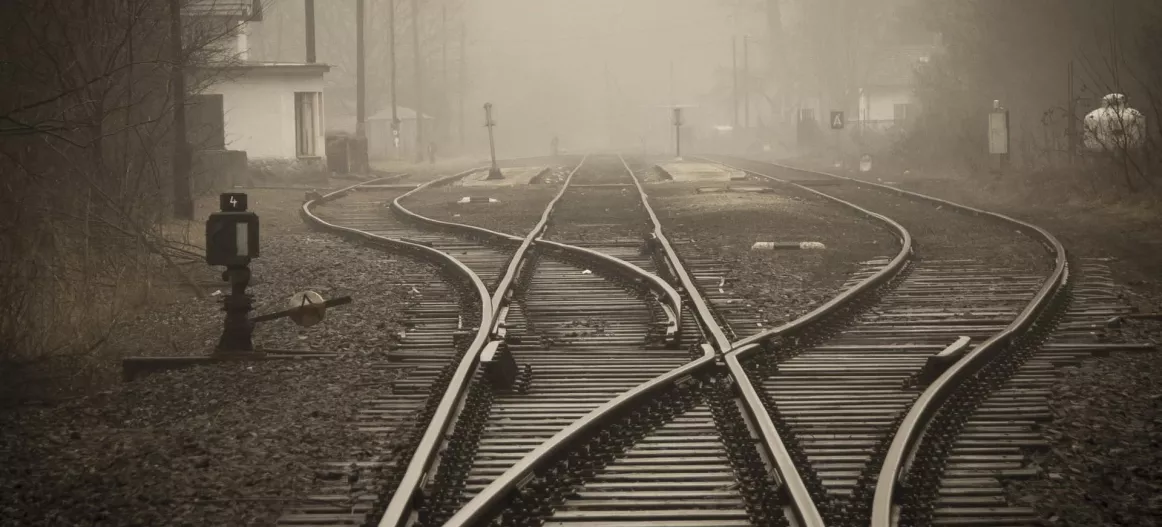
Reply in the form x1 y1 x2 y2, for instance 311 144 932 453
295 92 321 157
893 103 913 122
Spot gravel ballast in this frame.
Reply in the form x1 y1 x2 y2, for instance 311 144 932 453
1007 346 1162 525
402 184 563 236
1 187 439 526
758 156 1162 526
648 180 896 329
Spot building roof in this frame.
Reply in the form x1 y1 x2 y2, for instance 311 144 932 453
192 61 331 76
863 45 935 87
183 0 260 18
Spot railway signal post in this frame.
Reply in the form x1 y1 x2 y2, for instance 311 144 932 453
831 110 845 166
121 193 344 381
205 193 261 353
673 107 684 159
484 102 503 180
987 100 1010 176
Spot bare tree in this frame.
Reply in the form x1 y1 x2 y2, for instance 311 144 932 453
0 0 249 381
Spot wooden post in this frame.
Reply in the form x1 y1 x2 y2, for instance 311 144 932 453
305 0 316 63
412 0 424 162
743 35 750 129
732 36 739 129
356 0 366 139
389 0 399 157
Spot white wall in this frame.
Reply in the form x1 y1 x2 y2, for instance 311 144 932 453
860 87 914 121
203 70 326 160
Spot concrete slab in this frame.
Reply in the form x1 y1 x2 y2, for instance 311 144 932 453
458 166 548 186
657 162 745 182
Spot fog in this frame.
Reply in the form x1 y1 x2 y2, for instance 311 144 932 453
462 0 761 156
249 0 768 158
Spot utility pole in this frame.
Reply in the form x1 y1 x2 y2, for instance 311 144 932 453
167 0 192 219
305 0 316 63
442 4 448 144
743 35 750 129
732 36 739 129
412 0 424 162
484 103 502 179
355 0 366 138
459 23 466 152
668 61 675 107
389 0 399 157
605 62 614 148
1067 60 1077 165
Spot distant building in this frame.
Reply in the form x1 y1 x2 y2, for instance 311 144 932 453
855 45 935 130
191 62 330 161
185 0 330 178
367 107 434 160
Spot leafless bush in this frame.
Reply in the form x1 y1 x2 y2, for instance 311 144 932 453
899 0 1162 196
0 0 250 379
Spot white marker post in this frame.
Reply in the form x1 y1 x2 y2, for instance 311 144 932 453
988 100 1010 175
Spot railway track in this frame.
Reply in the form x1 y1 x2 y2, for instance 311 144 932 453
698 157 1148 527
291 154 1139 527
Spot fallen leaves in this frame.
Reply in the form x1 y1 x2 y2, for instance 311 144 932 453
1007 352 1162 525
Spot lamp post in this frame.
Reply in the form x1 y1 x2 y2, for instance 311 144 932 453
484 103 502 179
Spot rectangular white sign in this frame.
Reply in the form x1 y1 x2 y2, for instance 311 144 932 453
988 112 1009 154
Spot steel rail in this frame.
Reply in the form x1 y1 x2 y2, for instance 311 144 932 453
536 239 682 345
301 175 496 527
308 162 682 527
700 157 914 351
681 157 918 527
443 156 828 527
442 347 719 526
707 156 1067 527
374 157 586 527
441 156 734 526
620 155 733 352
385 158 681 340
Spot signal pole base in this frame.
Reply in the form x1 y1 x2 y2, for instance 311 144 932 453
486 166 504 180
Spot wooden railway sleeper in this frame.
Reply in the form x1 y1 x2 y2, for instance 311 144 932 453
895 285 1074 525
706 374 790 526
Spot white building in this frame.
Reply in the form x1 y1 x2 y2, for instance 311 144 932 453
185 0 330 174
855 46 934 128
193 63 329 161
367 107 434 160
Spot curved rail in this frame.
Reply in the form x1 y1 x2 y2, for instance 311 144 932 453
446 155 832 527
375 157 586 527
708 157 1068 527
700 158 914 350
390 167 527 248
536 238 681 344
302 179 497 527
442 347 719 526
620 155 733 352
698 158 917 527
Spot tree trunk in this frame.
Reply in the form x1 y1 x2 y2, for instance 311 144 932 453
168 0 192 219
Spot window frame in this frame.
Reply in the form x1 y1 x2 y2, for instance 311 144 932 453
294 91 322 158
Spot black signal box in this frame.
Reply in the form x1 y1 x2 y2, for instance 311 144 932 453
206 193 260 267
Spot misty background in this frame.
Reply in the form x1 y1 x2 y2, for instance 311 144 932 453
4 0 1162 371
248 0 768 156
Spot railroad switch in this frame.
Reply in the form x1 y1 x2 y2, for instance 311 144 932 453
481 340 520 390
121 193 348 381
